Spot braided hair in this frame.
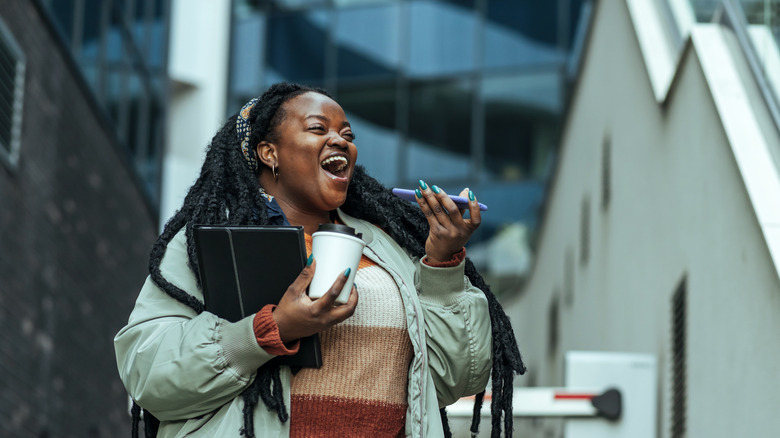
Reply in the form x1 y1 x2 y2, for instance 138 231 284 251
131 82 526 438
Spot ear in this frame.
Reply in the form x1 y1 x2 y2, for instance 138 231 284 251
256 141 277 169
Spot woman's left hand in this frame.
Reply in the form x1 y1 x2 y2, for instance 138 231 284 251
415 181 481 264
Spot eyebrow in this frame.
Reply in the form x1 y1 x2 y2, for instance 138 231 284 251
305 114 351 128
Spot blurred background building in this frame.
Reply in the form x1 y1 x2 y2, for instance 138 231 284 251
1 0 778 436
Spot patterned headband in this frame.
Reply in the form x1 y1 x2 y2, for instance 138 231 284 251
237 97 260 171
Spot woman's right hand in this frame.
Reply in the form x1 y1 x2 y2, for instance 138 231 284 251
272 259 358 343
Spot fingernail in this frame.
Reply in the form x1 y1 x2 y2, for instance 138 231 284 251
415 188 422 198
307 254 313 266
344 267 351 277
469 190 475 201
418 179 428 190
432 185 441 194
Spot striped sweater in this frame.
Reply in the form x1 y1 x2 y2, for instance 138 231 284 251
254 233 465 437
289 235 412 437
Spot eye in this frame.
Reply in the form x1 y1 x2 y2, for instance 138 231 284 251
342 131 356 141
309 125 326 133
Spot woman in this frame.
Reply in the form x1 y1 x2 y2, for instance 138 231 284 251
114 82 525 437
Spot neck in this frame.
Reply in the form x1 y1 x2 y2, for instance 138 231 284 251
258 175 335 234
273 196 332 235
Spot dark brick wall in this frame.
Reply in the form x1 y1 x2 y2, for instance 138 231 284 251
0 1 158 436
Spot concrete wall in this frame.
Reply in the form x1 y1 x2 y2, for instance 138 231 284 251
159 0 232 229
0 1 158 436
504 1 780 437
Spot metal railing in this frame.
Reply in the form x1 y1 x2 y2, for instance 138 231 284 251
670 0 780 136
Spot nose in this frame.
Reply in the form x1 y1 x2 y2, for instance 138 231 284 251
328 133 349 149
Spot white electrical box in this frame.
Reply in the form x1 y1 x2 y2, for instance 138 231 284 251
564 351 657 438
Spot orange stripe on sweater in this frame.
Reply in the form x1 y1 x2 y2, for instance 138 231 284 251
290 394 406 438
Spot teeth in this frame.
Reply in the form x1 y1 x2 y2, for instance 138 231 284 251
321 156 347 165
321 156 348 173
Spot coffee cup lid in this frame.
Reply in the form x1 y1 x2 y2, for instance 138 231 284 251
317 223 363 239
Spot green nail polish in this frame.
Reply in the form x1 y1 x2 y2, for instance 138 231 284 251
469 190 475 201
418 180 428 190
344 267 351 277
432 185 441 194
306 254 313 266
415 188 422 198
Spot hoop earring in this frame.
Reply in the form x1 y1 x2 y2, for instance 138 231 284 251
272 164 278 181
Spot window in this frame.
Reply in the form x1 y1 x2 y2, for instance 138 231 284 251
485 0 564 70
482 73 562 182
50 0 77 45
406 78 474 182
0 18 25 169
266 10 328 84
335 4 400 81
337 83 400 186
408 0 477 78
38 0 170 208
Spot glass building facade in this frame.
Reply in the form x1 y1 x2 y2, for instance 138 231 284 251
37 0 170 209
229 0 590 292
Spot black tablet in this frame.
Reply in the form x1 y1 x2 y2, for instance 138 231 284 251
193 225 321 368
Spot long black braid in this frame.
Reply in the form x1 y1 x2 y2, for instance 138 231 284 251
131 82 526 438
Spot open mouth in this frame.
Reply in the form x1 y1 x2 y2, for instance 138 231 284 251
320 155 349 179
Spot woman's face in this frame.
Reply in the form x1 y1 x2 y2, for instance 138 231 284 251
270 92 358 213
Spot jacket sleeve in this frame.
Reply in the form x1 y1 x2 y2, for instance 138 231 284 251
415 258 493 407
113 230 276 421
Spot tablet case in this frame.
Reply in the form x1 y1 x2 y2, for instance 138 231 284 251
193 225 322 368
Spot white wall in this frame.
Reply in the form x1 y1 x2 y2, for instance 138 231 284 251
504 1 780 437
160 0 232 229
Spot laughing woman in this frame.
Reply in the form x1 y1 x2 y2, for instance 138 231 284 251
114 82 525 438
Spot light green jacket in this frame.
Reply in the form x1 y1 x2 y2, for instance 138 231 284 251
114 210 493 437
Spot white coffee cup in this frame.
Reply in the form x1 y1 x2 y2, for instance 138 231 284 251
309 224 366 304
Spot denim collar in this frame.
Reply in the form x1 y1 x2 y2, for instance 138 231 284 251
258 188 289 226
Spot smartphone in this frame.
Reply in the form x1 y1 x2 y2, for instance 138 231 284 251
392 188 488 211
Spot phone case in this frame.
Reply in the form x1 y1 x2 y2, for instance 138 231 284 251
392 188 488 211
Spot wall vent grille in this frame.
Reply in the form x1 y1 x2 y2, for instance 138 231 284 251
601 134 611 210
564 247 574 305
547 294 560 358
0 18 25 169
671 278 687 438
580 196 590 265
